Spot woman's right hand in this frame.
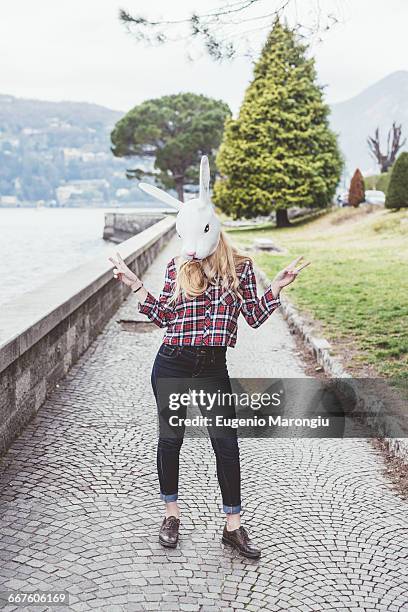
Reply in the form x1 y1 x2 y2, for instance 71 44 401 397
108 252 142 290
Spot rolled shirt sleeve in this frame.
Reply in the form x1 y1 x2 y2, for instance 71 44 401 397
239 259 281 328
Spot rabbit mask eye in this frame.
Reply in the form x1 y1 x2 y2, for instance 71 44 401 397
204 224 210 233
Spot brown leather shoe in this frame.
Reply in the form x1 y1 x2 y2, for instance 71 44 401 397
222 525 261 559
159 516 180 548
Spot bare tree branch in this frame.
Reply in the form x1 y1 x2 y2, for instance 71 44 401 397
119 0 344 61
367 123 406 173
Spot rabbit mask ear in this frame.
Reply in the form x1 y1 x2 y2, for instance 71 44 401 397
199 155 210 204
138 182 182 210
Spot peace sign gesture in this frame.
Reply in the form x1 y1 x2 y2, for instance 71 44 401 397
272 255 311 289
108 251 142 290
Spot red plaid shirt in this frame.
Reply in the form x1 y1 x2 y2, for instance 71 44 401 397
138 257 281 347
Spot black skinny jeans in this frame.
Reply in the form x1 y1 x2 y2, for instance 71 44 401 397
151 343 241 514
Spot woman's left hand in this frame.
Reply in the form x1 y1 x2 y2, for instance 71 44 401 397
273 255 311 289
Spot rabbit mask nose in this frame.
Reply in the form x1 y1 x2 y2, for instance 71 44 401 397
186 251 196 257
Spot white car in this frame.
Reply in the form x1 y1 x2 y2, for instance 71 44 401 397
336 192 349 207
364 190 385 206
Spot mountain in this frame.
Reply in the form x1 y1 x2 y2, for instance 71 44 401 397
330 71 408 176
0 94 122 132
0 94 148 206
2 73 408 205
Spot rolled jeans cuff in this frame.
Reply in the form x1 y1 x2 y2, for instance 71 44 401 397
223 504 241 514
160 491 178 503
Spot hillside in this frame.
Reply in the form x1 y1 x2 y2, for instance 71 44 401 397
2 72 408 205
0 94 122 131
330 71 408 176
0 94 147 206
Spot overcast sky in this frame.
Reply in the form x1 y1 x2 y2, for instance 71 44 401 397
1 0 407 114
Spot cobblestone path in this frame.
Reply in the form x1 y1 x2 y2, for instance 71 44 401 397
0 238 407 611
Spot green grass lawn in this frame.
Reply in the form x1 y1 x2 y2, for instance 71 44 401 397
227 206 408 379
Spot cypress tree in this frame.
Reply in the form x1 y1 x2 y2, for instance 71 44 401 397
213 21 343 226
348 168 365 207
386 152 408 209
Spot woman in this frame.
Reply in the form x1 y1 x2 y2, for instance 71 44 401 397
109 157 309 559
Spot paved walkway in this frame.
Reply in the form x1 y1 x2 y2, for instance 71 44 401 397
0 238 407 611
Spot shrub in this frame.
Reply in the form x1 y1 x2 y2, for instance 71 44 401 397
386 152 408 209
348 168 365 207
364 172 391 194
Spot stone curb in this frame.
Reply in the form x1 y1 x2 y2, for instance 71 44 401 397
257 267 408 463
257 268 347 377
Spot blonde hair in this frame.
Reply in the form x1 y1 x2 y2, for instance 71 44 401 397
169 230 251 304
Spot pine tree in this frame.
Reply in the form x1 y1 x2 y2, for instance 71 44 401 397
348 168 365 207
213 21 343 226
111 93 230 202
386 152 408 209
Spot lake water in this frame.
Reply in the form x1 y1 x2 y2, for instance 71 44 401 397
0 208 135 306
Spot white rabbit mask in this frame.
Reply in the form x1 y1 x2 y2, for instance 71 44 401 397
138 156 221 261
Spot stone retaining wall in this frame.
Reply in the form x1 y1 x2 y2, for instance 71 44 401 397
103 209 176 243
0 216 176 456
